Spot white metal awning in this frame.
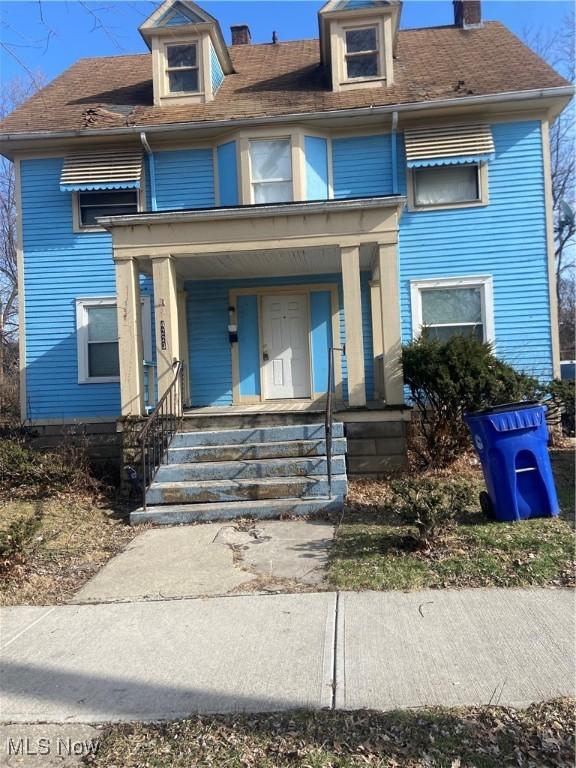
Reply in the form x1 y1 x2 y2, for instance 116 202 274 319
60 150 143 192
404 124 495 168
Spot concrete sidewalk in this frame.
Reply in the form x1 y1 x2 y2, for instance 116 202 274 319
1 589 573 723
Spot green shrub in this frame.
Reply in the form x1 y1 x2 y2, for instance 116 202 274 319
547 379 575 437
402 335 542 467
0 507 43 574
389 477 476 549
0 438 92 496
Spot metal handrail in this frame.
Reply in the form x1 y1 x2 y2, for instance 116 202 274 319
325 346 344 496
140 360 183 510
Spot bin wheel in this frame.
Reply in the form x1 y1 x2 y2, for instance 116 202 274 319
479 491 494 519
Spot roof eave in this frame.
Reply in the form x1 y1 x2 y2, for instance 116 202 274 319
0 85 572 158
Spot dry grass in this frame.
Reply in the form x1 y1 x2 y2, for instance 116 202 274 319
0 498 139 606
330 448 575 591
88 698 575 768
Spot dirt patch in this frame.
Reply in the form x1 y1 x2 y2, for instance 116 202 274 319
0 499 138 606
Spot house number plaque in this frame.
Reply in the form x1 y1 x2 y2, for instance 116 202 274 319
160 320 167 351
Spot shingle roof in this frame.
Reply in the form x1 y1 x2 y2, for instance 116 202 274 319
0 22 569 135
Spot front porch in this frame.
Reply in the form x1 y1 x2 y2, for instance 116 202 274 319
100 196 406 419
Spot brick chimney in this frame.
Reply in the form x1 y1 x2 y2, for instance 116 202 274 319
453 0 482 28
231 25 251 45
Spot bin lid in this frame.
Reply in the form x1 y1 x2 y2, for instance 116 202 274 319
466 402 545 432
466 400 540 416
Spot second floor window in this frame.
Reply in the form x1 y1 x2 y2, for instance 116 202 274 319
249 139 293 204
413 164 481 208
166 43 199 93
78 191 138 227
345 27 379 79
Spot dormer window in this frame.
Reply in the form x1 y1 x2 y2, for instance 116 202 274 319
139 0 233 107
166 43 199 93
345 27 379 79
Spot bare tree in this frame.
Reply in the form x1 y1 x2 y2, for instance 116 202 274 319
0 75 44 414
524 15 576 360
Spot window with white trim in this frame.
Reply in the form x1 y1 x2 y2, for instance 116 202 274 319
165 42 199 94
410 277 494 344
344 26 380 79
76 297 152 383
249 138 293 204
412 164 482 208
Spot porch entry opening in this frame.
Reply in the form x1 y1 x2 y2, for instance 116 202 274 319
262 293 311 399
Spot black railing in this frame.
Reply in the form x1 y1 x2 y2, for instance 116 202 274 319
325 346 344 496
140 360 183 510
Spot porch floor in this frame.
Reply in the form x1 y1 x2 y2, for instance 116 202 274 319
183 400 332 416
182 400 406 417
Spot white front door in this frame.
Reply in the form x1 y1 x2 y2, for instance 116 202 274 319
262 294 311 399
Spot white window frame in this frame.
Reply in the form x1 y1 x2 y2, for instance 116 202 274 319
248 136 294 204
410 275 495 345
163 39 201 96
343 24 381 81
407 162 489 212
76 296 152 384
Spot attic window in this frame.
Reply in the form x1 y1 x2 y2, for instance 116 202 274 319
166 43 199 93
345 26 379 79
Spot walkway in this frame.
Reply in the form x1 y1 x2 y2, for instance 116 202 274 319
1 588 573 722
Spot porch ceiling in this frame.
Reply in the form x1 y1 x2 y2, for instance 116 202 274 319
138 244 376 280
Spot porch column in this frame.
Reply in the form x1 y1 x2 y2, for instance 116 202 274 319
340 244 366 407
115 256 145 416
369 277 383 399
151 255 180 400
376 241 404 405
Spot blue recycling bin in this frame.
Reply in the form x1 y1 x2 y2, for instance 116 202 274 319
465 402 560 522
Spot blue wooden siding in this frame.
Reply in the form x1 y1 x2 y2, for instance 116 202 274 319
332 134 392 198
154 148 215 210
185 274 374 406
20 158 120 419
397 120 553 379
237 295 260 396
310 291 333 392
216 141 239 206
304 136 329 200
210 41 225 94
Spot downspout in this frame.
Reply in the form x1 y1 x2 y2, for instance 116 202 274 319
140 131 157 212
391 111 399 195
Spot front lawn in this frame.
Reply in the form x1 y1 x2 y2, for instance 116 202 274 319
0 498 138 605
87 698 574 768
329 448 575 591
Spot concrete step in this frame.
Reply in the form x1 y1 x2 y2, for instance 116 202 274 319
145 474 348 506
180 410 327 432
130 495 344 525
167 438 347 464
155 455 347 483
171 422 344 448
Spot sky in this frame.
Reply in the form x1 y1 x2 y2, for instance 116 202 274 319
0 0 573 85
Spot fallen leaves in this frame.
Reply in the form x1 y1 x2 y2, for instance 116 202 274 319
88 699 576 768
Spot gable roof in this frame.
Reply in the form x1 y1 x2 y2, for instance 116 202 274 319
0 22 570 136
